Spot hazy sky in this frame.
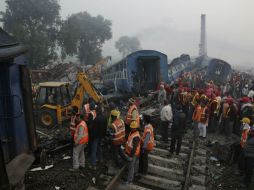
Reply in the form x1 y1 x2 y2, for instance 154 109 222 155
1 0 253 66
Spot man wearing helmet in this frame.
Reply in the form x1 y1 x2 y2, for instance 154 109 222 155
125 121 140 184
108 109 126 167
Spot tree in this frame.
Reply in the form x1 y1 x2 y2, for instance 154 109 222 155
0 0 61 68
115 36 141 57
59 12 112 65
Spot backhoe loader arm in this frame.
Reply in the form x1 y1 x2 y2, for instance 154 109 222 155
77 72 104 102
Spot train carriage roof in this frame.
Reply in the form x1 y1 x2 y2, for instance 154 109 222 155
0 28 27 61
106 50 167 69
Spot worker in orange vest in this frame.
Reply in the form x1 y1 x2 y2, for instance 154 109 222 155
240 117 251 148
108 109 126 167
237 117 251 176
125 121 140 184
139 114 154 175
125 98 140 129
71 114 89 171
192 100 201 139
198 99 209 138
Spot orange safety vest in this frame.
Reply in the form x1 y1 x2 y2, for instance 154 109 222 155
74 121 89 144
125 104 140 125
141 124 155 151
83 103 90 121
70 115 76 137
111 119 126 145
200 107 208 124
192 105 207 123
192 105 201 122
125 130 140 157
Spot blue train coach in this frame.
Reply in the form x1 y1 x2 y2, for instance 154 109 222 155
0 29 37 189
103 50 169 94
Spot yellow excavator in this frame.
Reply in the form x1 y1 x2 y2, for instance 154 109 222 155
86 56 111 80
35 72 107 128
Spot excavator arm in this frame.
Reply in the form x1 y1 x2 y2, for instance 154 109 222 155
71 72 107 111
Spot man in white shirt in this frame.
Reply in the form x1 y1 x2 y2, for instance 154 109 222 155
158 84 167 110
160 100 173 143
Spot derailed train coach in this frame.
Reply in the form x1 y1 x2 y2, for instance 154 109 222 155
168 54 232 85
205 58 232 84
0 29 37 189
103 50 169 95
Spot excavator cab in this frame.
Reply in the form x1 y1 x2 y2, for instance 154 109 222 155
35 82 72 128
35 72 108 128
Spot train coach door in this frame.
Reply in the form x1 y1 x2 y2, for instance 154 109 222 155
137 57 160 93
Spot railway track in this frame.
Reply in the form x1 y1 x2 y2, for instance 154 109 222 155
88 132 207 190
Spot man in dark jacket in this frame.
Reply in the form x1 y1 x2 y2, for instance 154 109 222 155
243 128 254 188
89 105 107 170
170 105 186 155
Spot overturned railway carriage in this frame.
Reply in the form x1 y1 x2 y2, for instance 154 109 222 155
206 58 232 84
103 50 169 94
0 29 37 189
168 54 232 84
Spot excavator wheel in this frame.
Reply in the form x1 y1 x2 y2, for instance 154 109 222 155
39 108 57 128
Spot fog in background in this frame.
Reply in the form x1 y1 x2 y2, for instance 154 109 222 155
1 0 253 67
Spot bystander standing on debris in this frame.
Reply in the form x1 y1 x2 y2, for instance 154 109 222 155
160 100 173 143
158 84 167 110
89 105 107 170
170 104 186 155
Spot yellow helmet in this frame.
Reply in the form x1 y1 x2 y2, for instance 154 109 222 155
110 110 119 117
241 117 250 124
130 121 138 129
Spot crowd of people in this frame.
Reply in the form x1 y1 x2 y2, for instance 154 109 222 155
68 70 254 187
68 97 155 185
157 70 254 188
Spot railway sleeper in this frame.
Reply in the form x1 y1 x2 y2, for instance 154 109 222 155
190 175 206 186
192 165 206 175
138 174 182 190
189 184 206 190
193 155 207 165
155 135 190 146
154 140 190 153
151 147 188 159
148 154 183 168
148 164 184 181
117 183 152 190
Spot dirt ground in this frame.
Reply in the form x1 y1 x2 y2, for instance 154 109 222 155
25 125 254 190
199 133 254 190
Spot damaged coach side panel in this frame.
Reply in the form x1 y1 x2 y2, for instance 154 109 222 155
103 50 168 95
